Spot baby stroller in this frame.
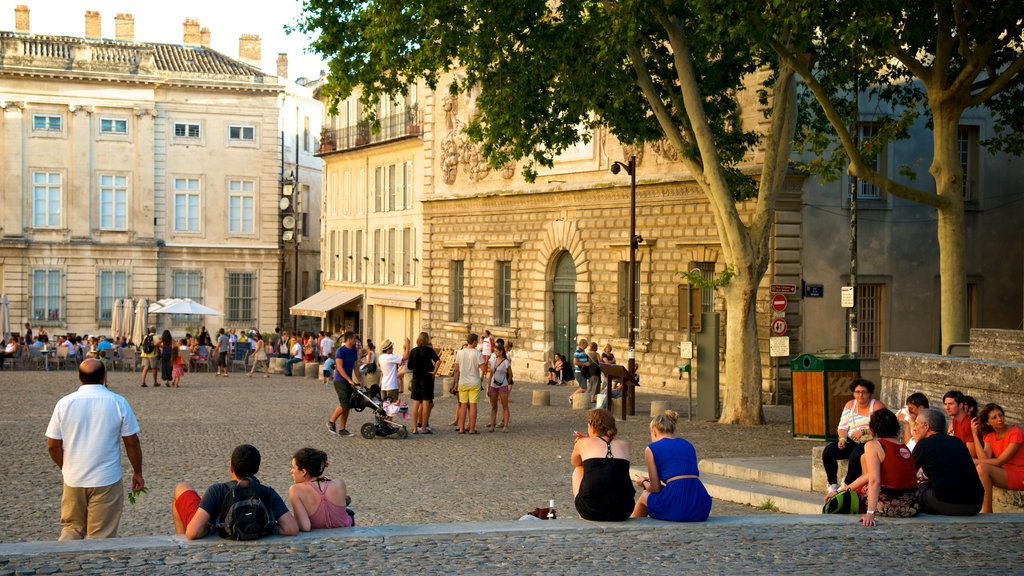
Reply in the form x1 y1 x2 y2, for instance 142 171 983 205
350 384 409 439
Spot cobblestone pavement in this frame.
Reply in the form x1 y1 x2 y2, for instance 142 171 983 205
0 368 813 543
0 518 1021 575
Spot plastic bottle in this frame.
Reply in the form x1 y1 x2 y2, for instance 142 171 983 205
547 499 556 520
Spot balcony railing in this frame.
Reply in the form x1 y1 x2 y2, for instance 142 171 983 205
319 105 420 154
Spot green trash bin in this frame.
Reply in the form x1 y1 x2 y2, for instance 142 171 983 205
790 354 860 440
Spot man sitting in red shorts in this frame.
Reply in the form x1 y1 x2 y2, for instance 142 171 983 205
172 444 299 540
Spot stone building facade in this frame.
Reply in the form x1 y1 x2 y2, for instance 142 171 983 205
416 76 803 400
0 8 285 336
311 83 425 342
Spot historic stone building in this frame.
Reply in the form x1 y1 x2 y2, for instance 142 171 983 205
416 74 802 400
0 7 285 335
278 60 324 334
309 83 425 342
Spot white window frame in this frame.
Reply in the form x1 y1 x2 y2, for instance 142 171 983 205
173 177 202 233
97 270 129 322
31 269 63 323
958 125 980 203
32 171 62 228
99 117 128 135
32 114 62 132
225 272 256 323
227 179 255 234
228 124 256 141
99 174 128 230
173 122 201 139
854 123 885 201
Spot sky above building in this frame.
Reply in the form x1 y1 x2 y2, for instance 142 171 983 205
3 0 329 82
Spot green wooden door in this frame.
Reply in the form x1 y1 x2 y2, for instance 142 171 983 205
552 252 577 360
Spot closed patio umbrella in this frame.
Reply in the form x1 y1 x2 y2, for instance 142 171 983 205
131 298 149 346
1 294 9 342
110 298 123 339
120 299 135 343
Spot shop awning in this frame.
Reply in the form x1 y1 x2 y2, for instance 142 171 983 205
366 292 421 310
289 290 362 318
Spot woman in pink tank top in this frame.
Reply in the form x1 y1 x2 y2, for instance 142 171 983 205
288 448 353 531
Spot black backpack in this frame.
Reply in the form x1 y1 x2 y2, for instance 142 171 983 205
142 334 155 354
215 478 275 540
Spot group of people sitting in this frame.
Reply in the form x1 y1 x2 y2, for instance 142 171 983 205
172 444 352 540
570 408 712 523
547 340 629 405
821 379 1023 525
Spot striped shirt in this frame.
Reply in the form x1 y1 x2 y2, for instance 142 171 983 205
837 399 877 435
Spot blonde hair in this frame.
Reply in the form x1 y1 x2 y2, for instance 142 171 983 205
416 331 431 347
650 409 680 435
588 409 617 438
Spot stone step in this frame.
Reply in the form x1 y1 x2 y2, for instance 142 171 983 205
698 457 811 492
700 472 822 515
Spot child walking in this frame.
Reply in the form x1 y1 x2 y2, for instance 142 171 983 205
171 338 186 388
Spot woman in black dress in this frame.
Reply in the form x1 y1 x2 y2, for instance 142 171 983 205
570 408 635 521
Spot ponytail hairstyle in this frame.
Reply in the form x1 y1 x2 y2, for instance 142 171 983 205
650 409 680 435
293 447 329 479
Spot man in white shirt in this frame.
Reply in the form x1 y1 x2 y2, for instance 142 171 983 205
319 332 335 362
452 333 486 434
45 359 144 540
377 337 410 402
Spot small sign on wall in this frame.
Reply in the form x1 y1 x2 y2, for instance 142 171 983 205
841 286 855 308
804 284 824 298
679 341 693 360
769 336 790 358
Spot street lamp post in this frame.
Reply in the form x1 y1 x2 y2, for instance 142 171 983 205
611 155 642 420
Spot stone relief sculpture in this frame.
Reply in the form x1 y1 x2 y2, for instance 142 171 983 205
650 138 680 162
439 86 516 184
622 143 645 165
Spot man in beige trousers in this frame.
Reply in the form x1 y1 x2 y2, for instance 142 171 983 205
46 358 144 540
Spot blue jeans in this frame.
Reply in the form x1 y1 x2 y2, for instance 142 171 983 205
285 357 303 376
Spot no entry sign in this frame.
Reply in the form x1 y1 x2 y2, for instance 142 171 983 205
771 294 788 313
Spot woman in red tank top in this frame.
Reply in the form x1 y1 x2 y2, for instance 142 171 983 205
845 409 920 526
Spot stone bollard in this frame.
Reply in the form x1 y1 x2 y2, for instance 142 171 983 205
650 400 672 417
571 392 589 410
608 395 622 416
532 390 551 406
269 357 286 375
304 363 320 379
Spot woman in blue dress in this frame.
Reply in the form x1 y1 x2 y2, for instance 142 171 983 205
631 410 712 521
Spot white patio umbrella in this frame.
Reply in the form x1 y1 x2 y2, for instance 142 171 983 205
150 298 223 316
120 299 135 342
149 298 181 314
110 298 124 339
131 298 149 346
0 294 10 342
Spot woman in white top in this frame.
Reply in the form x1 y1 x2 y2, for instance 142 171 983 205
486 345 514 432
821 379 887 499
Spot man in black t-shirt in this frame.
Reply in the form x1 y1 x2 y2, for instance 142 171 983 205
912 408 983 516
172 444 299 539
407 332 441 434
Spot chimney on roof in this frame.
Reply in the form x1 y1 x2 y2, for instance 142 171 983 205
114 13 134 42
14 5 29 33
183 18 201 45
85 10 101 39
200 27 210 48
238 34 261 68
276 53 288 80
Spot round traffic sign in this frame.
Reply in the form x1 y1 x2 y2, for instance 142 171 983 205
771 294 788 312
771 318 788 336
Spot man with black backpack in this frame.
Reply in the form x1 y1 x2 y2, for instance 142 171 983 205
172 444 298 540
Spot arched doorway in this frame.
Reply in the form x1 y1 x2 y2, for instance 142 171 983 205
552 251 577 360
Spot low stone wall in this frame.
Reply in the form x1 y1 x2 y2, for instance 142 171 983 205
970 329 1024 363
880 352 1024 421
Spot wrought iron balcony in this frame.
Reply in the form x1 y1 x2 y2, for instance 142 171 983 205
319 105 420 154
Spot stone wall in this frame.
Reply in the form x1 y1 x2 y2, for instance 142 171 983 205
970 328 1024 363
881 352 1024 420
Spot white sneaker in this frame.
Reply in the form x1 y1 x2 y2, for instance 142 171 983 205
825 483 839 498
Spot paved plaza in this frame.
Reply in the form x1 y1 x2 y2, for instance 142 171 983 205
2 368 1023 574
1 368 806 543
